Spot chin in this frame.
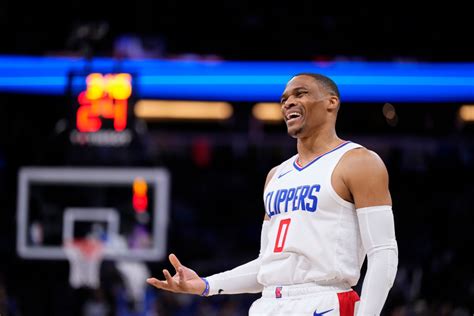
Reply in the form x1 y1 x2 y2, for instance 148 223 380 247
286 119 305 138
287 127 303 138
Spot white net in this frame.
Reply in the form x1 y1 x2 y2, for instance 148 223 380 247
64 238 104 289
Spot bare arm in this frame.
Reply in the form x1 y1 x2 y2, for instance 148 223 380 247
342 148 392 209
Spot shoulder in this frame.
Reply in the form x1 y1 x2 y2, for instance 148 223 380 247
341 147 388 178
339 147 391 208
263 166 279 220
264 166 279 189
264 154 297 187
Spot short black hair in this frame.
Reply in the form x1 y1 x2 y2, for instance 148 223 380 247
293 73 340 99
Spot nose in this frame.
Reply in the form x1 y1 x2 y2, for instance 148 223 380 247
281 96 296 111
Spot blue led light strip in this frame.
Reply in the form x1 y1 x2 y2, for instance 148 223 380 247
1 55 474 102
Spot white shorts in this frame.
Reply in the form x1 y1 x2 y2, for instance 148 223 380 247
249 283 360 316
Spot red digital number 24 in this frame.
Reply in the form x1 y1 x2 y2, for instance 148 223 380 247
273 218 291 253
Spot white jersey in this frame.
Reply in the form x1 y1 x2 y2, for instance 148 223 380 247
257 141 366 287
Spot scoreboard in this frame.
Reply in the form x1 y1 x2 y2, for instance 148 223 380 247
68 72 137 147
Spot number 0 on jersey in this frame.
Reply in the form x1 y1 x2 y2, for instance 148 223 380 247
274 218 291 253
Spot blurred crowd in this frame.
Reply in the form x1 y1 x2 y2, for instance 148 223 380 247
1 127 472 315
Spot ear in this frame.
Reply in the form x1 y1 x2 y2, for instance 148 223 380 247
327 95 339 112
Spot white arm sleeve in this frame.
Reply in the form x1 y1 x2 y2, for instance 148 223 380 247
205 220 269 295
356 205 398 316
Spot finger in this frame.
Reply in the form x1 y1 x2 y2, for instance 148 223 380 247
146 277 170 289
177 267 187 287
169 253 183 272
146 277 158 285
163 269 175 286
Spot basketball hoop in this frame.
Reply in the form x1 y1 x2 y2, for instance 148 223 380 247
64 238 104 289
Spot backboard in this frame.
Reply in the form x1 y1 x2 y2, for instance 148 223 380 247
17 167 170 261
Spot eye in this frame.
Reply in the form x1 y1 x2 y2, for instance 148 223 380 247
296 90 307 97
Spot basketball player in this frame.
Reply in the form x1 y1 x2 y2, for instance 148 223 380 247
147 73 398 315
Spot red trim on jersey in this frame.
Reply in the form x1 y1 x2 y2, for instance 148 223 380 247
295 158 303 168
338 290 360 316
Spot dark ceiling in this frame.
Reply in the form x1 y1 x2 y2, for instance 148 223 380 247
1 4 472 62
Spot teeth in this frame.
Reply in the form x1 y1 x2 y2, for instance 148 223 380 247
287 112 301 120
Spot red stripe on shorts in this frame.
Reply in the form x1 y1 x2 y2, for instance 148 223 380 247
337 290 360 316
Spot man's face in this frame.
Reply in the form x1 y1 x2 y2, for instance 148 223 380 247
280 75 331 138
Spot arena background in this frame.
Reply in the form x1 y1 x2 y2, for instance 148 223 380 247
0 8 473 316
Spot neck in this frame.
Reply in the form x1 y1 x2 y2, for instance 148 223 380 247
296 127 343 166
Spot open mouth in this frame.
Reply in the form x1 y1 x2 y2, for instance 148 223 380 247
286 112 302 123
